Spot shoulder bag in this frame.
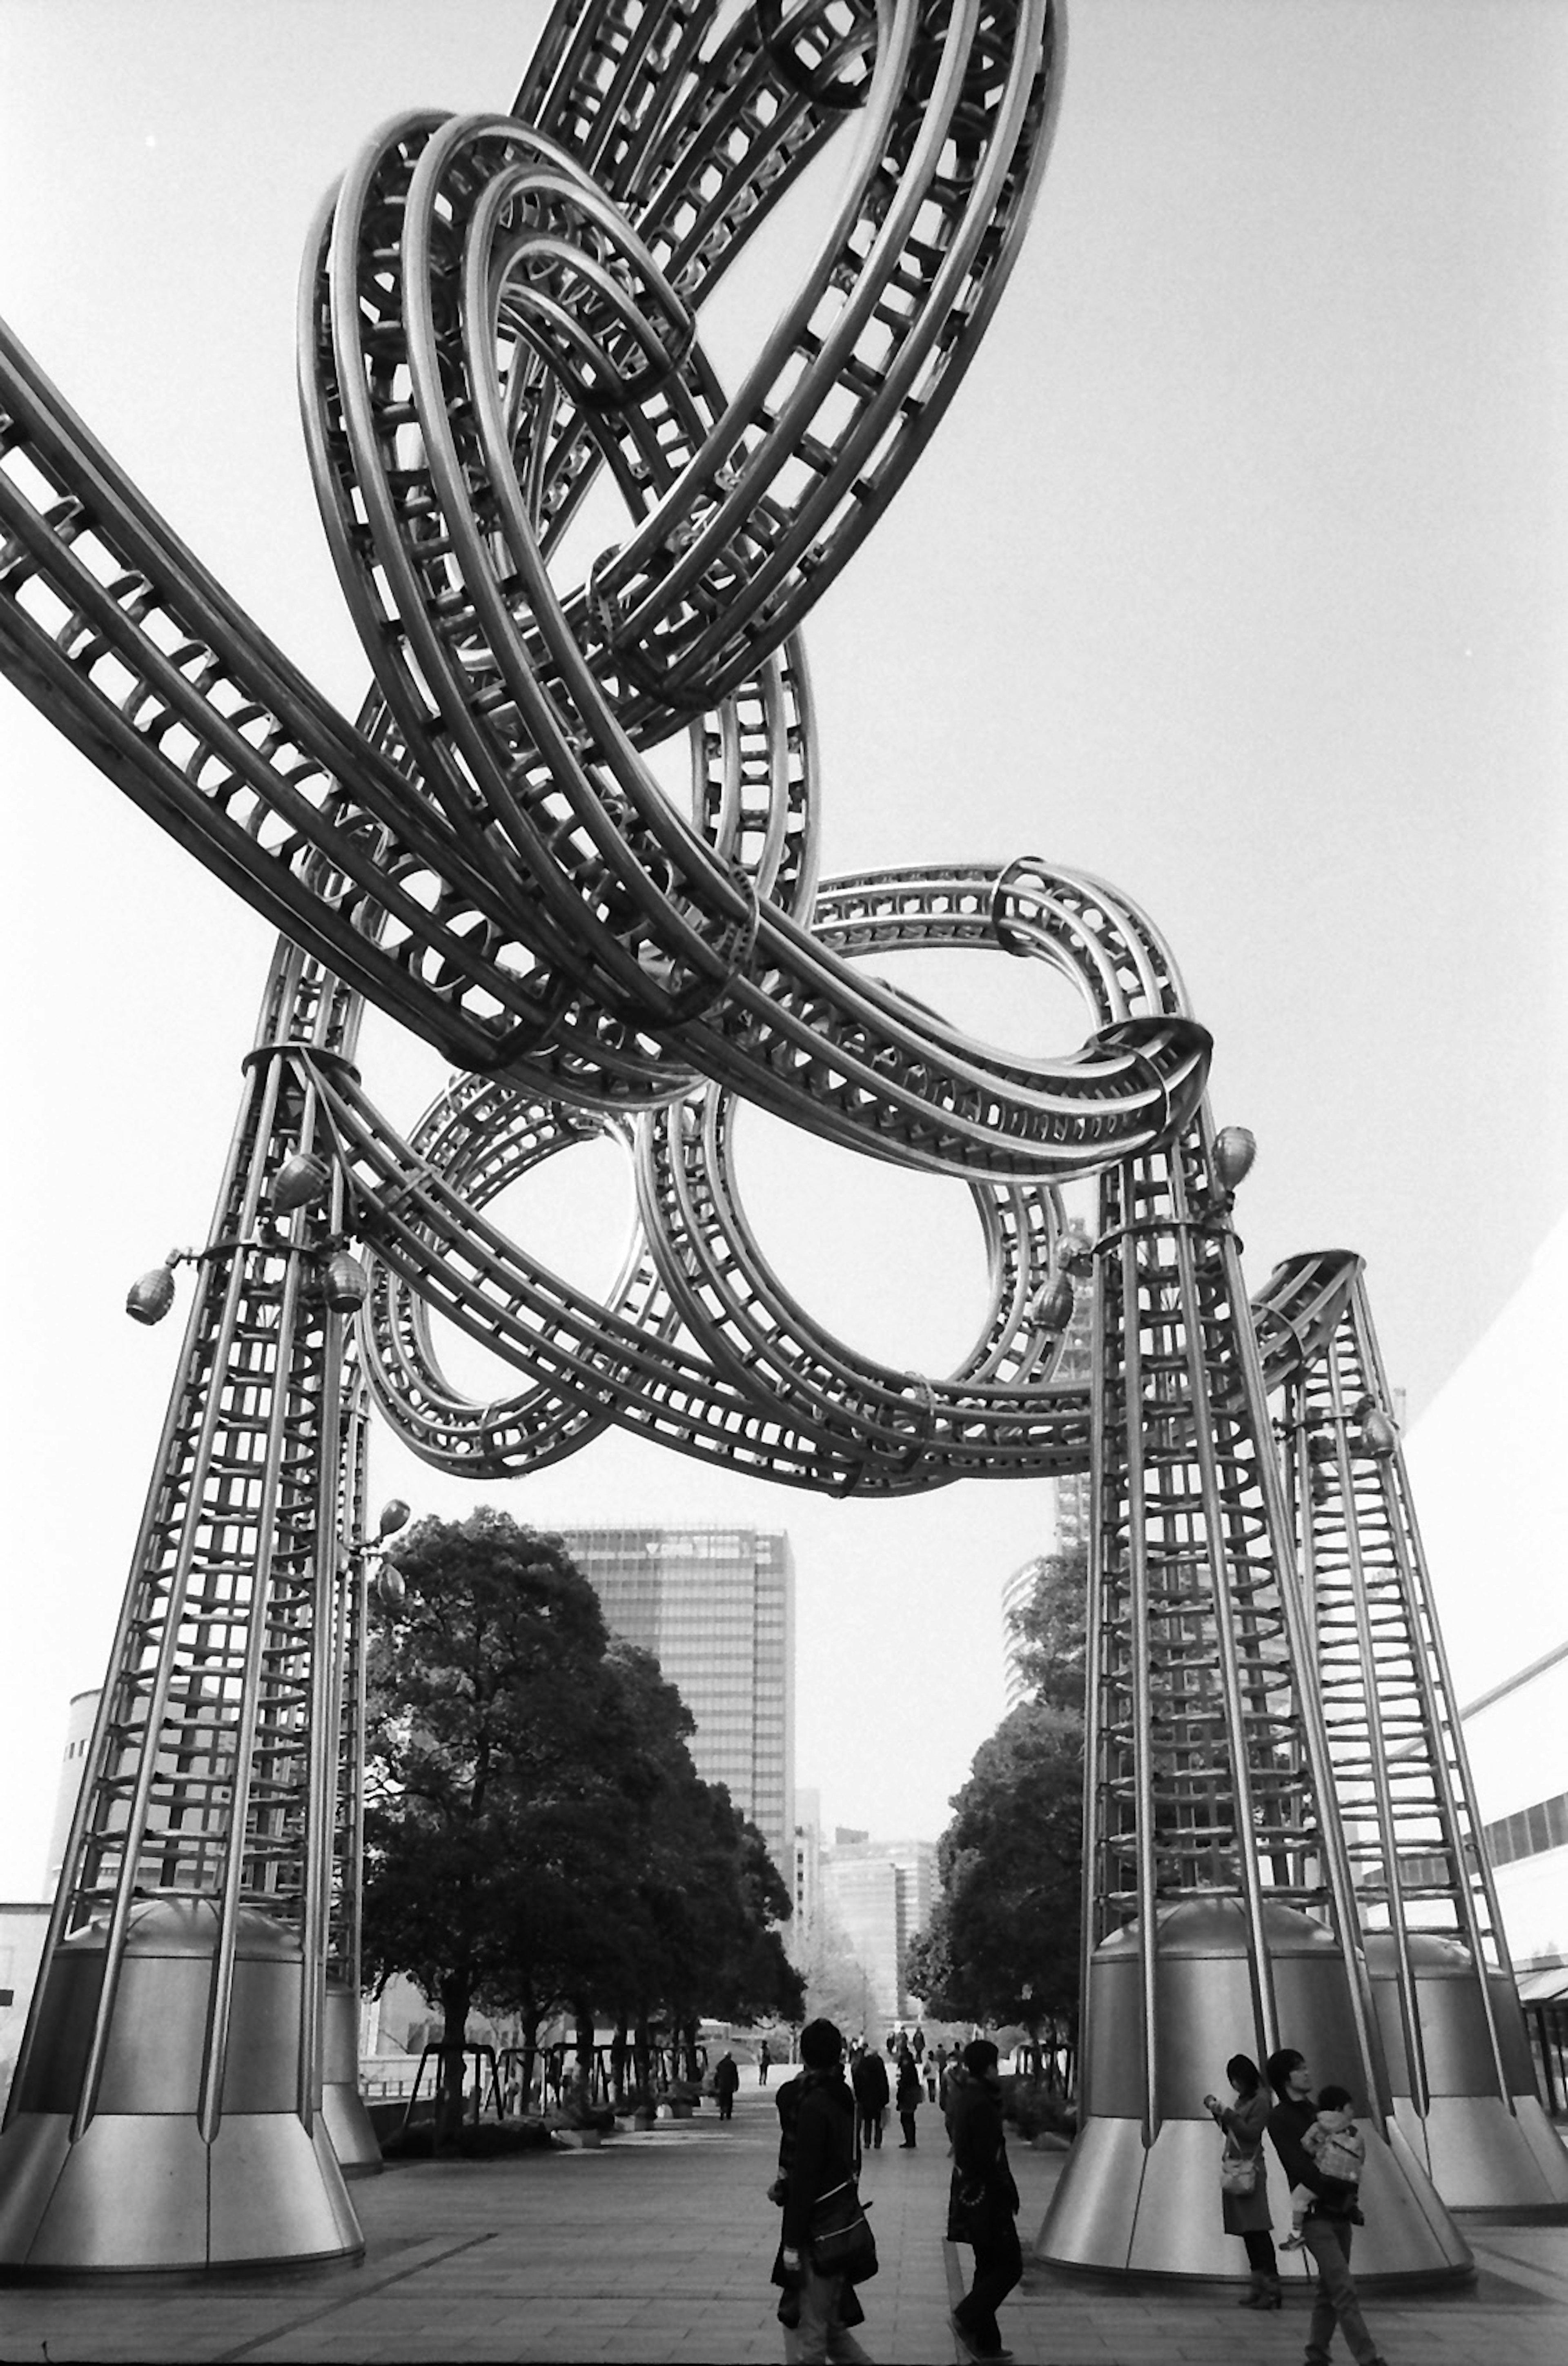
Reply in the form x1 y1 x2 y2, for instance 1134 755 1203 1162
810 2110 878 2281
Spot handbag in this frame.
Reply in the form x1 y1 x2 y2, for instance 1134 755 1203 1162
810 2175 878 2279
1220 2148 1259 2195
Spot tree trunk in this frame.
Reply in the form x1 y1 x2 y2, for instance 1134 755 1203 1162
435 1971 472 2152
573 1998 595 2100
611 2016 630 2104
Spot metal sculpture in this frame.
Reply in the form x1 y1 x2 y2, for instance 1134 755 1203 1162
0 0 1508 2284
1276 1258 1568 2214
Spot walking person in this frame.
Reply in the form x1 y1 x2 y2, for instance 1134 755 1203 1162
851 2043 889 2150
894 2045 921 2148
713 2050 740 2121
759 2037 773 2086
946 2039 1021 2363
770 2018 875 2364
1202 2053 1281 2309
1265 2050 1389 2366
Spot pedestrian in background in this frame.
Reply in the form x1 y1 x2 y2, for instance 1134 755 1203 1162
759 2037 773 2086
851 2044 889 2150
713 2050 740 2121
894 2045 921 2149
946 2039 1021 2363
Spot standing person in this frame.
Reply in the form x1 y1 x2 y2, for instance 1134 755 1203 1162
924 2051 939 2104
1265 2050 1389 2366
894 2045 921 2148
946 2039 1021 2364
851 2043 889 2150
1202 2053 1281 2309
759 2037 773 2086
713 2050 740 2121
770 2018 875 2364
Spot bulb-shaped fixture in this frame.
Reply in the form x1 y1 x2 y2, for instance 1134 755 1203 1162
1212 1127 1257 1193
1031 1272 1075 1333
322 1251 368 1312
1361 1408 1399 1459
126 1264 177 1325
270 1151 332 1215
374 1560 406 1612
376 1498 412 1539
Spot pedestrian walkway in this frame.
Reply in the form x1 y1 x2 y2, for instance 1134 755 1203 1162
4 2079 1568 2362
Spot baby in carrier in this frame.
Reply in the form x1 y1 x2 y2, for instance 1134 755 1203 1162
1281 2083 1365 2248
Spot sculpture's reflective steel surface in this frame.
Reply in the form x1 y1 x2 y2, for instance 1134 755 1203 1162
0 0 1527 2283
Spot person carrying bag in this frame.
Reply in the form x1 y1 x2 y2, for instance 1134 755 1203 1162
945 2040 1022 2363
770 2018 876 2364
1203 2052 1280 2309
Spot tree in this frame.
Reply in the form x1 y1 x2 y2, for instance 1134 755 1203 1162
363 1511 801 2137
916 1702 1084 2035
362 1510 652 2144
795 1902 879 2039
1006 1543 1088 1720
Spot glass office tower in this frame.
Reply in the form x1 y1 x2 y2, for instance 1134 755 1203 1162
555 1527 795 1885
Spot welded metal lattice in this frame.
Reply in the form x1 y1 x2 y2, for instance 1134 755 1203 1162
0 0 1552 2283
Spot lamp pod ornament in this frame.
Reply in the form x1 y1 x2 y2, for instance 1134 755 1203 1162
269 1150 332 1215
322 1250 370 1312
125 1261 178 1326
1212 1125 1257 1193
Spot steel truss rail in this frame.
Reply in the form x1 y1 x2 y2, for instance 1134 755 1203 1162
0 0 1521 2286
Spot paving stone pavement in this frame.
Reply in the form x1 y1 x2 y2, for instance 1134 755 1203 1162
2 2081 1567 2363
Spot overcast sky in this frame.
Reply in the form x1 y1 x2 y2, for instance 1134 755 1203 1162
1 1 1564 1898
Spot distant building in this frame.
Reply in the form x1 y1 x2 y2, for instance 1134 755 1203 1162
1460 1645 1568 2107
557 1526 795 1886
790 1787 822 1963
819 1832 938 2024
1403 1214 1568 2106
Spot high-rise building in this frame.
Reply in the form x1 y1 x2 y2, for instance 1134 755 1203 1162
556 1526 795 1885
819 1832 938 2023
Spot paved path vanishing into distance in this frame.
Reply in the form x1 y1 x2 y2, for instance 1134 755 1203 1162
4 2078 1568 2362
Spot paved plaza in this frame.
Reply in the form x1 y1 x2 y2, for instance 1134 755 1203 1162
3 2083 1568 2363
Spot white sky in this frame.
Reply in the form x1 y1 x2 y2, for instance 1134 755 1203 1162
1 2 1564 1897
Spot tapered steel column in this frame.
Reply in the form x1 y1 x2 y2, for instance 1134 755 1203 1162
0 946 367 2273
1278 1259 1568 2216
1040 1114 1472 2284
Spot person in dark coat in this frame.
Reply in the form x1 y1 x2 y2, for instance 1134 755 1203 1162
946 2040 1021 2362
1203 2052 1280 2308
893 2046 921 2148
713 2051 740 2121
851 2045 889 2149
770 2018 874 2364
1265 2048 1388 2366
758 2036 773 2085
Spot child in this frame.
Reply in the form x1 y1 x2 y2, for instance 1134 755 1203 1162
1281 2083 1365 2249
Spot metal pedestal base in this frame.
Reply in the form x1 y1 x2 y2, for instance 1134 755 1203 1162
1036 2110 1474 2285
0 2107 363 2275
0 1900 363 2274
1039 1899 1474 2285
321 1985 383 2179
1365 1936 1568 2215
1393 2093 1568 2218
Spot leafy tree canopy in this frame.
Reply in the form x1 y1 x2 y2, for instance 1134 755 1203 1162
916 1701 1084 2032
1006 1543 1088 1722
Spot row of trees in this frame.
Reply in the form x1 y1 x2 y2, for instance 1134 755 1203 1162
906 1547 1087 2062
361 1510 802 2141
